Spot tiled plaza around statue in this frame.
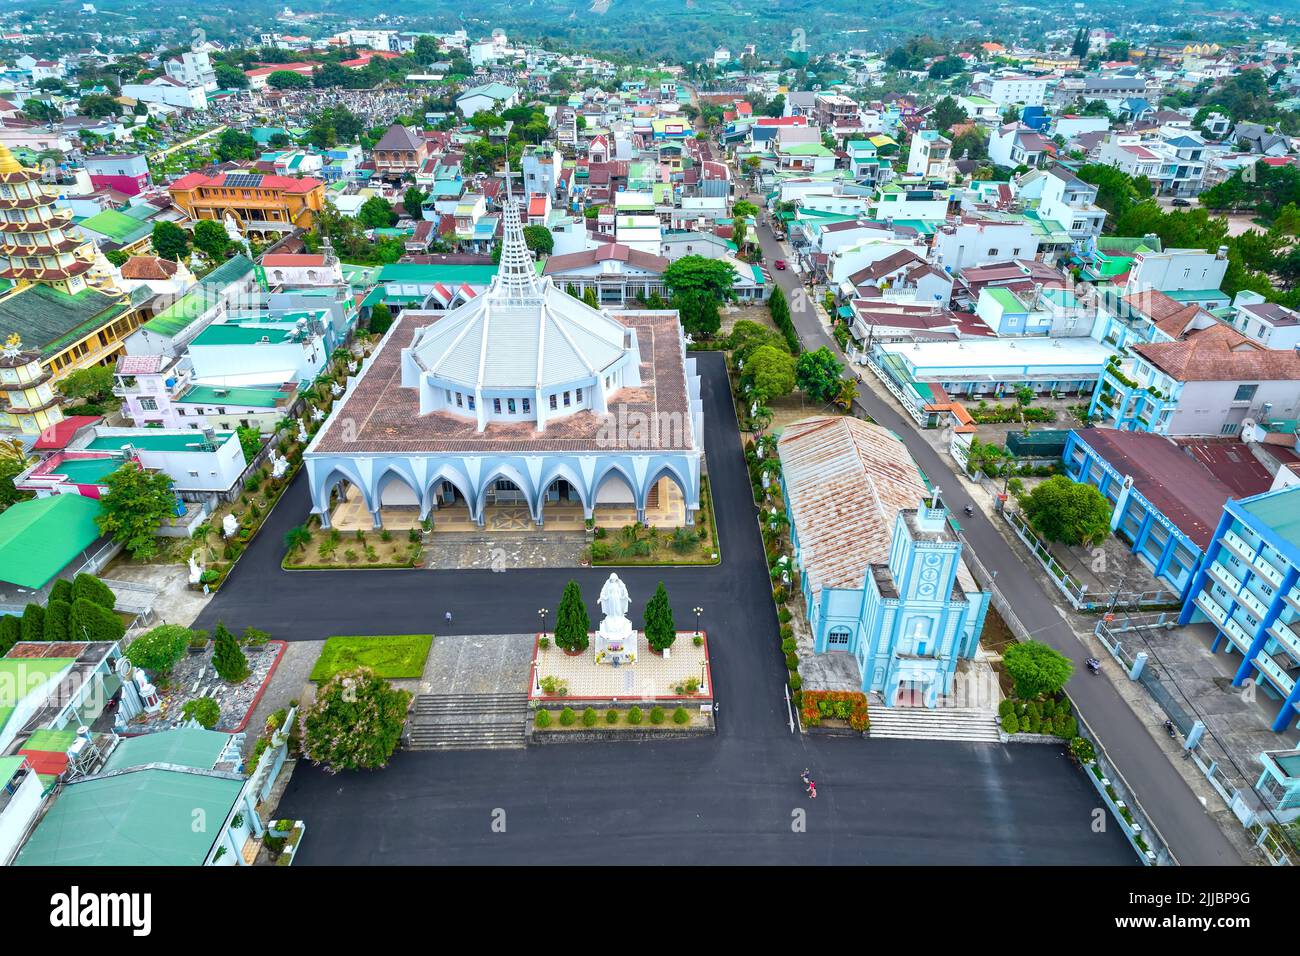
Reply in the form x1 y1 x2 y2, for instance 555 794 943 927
530 630 712 702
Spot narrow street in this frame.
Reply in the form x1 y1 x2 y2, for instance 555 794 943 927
748 189 1243 865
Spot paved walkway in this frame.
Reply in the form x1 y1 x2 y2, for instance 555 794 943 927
200 353 1132 865
749 197 1243 865
534 632 710 699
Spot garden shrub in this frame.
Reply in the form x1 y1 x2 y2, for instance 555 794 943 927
672 706 689 725
1001 712 1020 734
788 672 802 691
784 651 798 669
605 709 619 724
559 706 577 726
627 706 643 725
535 708 552 728
582 707 598 727
650 705 665 724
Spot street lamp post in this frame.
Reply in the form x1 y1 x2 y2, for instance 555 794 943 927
693 606 703 637
538 607 549 636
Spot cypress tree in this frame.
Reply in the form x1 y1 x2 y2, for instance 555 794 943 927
49 578 74 605
211 621 250 683
20 604 45 643
0 615 19 656
554 580 590 653
69 598 125 643
44 600 71 643
643 581 676 652
72 573 116 610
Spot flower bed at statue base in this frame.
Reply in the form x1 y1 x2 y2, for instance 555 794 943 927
531 702 714 741
798 690 870 733
124 640 286 735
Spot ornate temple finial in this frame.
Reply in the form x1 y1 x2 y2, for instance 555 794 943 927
3 333 22 358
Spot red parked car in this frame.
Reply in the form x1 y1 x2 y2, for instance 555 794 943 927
774 259 787 270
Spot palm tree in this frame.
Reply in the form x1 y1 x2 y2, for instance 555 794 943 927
283 524 312 552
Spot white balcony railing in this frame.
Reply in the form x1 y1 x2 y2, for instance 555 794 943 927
1255 652 1297 696
1222 530 1257 563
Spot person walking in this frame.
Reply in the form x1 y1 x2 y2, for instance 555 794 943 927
444 610 453 625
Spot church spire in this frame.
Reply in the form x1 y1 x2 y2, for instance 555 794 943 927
490 157 543 302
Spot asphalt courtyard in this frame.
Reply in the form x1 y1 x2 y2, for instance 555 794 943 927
198 351 1132 865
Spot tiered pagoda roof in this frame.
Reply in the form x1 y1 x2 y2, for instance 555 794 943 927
0 145 96 291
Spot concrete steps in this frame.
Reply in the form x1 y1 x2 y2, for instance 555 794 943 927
407 693 529 750
867 706 1002 743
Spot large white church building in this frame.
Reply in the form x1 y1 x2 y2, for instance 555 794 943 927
304 193 704 531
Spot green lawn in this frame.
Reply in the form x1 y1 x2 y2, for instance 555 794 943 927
310 634 434 682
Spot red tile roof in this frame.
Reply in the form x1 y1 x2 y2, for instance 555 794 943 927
1134 324 1300 382
1074 428 1234 550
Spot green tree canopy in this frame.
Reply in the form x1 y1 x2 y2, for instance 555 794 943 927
664 255 737 301
95 463 177 560
1021 475 1111 547
191 219 232 263
744 344 797 401
554 580 590 653
1003 640 1074 699
358 196 396 230
795 346 844 404
211 621 249 683
523 224 554 255
931 96 968 133
301 667 411 772
643 581 676 652
150 221 190 262
672 289 722 339
125 624 197 675
58 366 115 405
267 69 311 90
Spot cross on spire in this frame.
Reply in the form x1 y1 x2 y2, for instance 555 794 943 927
490 157 542 302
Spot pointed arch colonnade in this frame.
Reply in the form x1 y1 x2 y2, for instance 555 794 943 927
305 451 701 529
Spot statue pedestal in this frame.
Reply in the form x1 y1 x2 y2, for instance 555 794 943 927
594 618 636 665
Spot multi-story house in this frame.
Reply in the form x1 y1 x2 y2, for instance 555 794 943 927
976 74 1051 108
84 153 150 197
905 129 952 180
988 124 1052 169
163 49 217 91
1179 485 1300 732
1097 129 1207 198
371 124 432 179
1034 166 1106 242
168 171 326 236
1230 295 1300 351
931 217 1039 273
1089 324 1300 435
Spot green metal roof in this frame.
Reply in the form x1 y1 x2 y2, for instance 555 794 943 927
0 755 24 789
0 495 102 590
48 457 122 486
377 263 507 284
1240 488 1300 552
0 661 74 736
985 287 1025 312
0 284 133 358
14 766 243 866
139 255 256 339
78 209 151 245
189 324 295 347
22 727 77 753
84 432 233 453
179 385 288 408
103 727 230 774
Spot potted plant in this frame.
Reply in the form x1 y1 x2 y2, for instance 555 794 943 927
187 633 209 655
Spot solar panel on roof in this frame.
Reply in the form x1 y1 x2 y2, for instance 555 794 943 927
223 173 264 188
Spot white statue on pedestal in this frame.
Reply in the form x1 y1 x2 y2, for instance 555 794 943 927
595 572 635 665
331 381 343 397
297 419 309 443
187 551 203 585
269 450 289 480
312 406 325 422
222 513 239 538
